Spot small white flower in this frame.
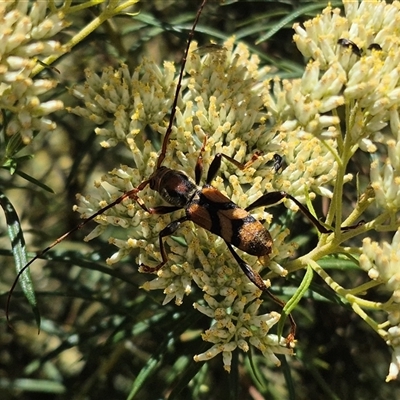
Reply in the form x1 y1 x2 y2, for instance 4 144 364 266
370 159 400 213
193 297 292 371
386 324 400 381
360 230 400 291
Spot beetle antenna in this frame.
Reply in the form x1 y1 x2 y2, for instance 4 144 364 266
157 0 208 168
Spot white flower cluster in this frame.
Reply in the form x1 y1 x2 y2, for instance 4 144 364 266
293 0 400 152
360 230 400 293
0 1 66 147
371 107 400 213
193 297 291 372
293 0 400 381
360 230 400 381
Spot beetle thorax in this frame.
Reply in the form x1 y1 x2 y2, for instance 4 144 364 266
149 166 198 207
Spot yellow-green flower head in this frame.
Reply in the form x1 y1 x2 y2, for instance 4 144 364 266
386 326 400 382
293 1 400 150
370 157 400 213
359 231 400 382
264 67 350 201
0 1 66 145
359 230 400 381
360 230 400 291
369 106 400 214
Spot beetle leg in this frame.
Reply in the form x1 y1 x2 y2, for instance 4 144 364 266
127 179 151 212
245 191 331 233
141 216 188 273
195 136 208 185
225 241 296 343
245 191 363 234
262 286 297 346
206 152 261 184
225 241 267 290
146 205 183 214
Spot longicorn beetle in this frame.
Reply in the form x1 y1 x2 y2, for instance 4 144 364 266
7 0 361 343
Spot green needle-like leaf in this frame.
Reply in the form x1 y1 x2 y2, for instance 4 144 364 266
0 191 40 329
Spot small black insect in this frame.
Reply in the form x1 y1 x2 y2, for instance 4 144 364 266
367 43 382 51
272 154 284 173
337 38 362 57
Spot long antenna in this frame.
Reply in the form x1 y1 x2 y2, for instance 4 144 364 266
157 0 207 168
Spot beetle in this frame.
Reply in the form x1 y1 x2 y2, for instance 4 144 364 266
337 38 362 57
272 153 284 173
134 140 335 291
367 43 382 51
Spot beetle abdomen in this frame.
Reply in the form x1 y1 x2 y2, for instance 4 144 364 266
186 185 273 256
